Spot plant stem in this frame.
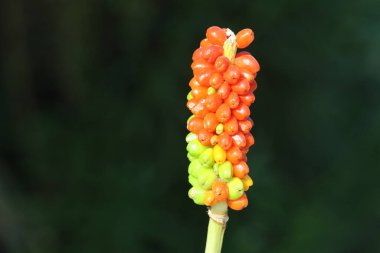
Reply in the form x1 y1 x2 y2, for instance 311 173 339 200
205 201 228 253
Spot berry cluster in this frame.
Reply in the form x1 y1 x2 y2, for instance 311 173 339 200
186 26 259 211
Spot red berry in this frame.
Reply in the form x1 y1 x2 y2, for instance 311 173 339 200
215 103 231 123
223 65 241 85
218 133 233 150
236 28 254 49
232 104 250 120
206 26 227 46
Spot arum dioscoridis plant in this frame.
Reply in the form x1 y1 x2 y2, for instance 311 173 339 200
186 26 259 253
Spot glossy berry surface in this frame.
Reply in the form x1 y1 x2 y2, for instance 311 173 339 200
186 26 259 211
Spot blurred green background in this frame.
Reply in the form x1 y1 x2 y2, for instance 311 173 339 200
1 0 379 252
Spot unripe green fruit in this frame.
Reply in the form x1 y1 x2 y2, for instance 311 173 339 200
208 87 216 95
188 175 199 187
188 159 207 177
199 148 215 168
188 186 206 205
187 139 207 157
218 161 233 180
187 153 197 162
227 177 245 200
216 123 224 135
198 169 217 190
186 132 198 143
187 91 193 100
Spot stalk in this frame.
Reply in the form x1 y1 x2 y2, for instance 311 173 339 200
205 201 228 253
204 30 237 253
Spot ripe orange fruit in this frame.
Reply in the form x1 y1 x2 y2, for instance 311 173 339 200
206 26 227 46
227 193 248 210
236 28 254 49
215 103 231 123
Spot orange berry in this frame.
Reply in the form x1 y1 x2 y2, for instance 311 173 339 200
210 135 218 146
209 72 224 89
225 92 240 109
227 146 243 164
232 104 250 120
239 93 255 106
202 45 224 63
205 93 223 112
223 117 239 135
196 69 215 87
191 59 212 76
231 78 250 95
223 65 241 85
234 54 260 74
236 28 254 49
191 99 208 118
244 132 255 148
227 193 248 210
200 38 212 47
198 129 213 146
231 132 246 148
238 119 253 134
233 161 249 178
192 47 204 61
218 133 233 150
204 190 215 206
189 77 201 89
250 80 257 92
214 56 230 72
206 26 227 46
240 68 255 82
212 181 229 202
186 98 198 111
187 116 203 133
217 82 231 100
203 113 219 132
215 103 231 123
236 51 250 57
191 86 208 99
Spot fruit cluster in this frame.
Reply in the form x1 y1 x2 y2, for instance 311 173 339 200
186 26 259 211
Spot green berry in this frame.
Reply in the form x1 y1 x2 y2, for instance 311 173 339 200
188 186 206 205
188 159 207 177
199 148 215 168
187 153 197 162
216 123 224 134
187 139 207 157
187 91 193 100
218 161 233 180
188 175 199 187
198 169 217 190
186 132 198 143
207 87 216 95
227 177 244 200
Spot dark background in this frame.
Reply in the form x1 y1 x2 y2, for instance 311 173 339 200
1 0 379 252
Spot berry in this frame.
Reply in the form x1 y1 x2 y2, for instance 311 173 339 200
212 181 229 202
223 65 241 85
236 28 254 49
215 103 231 123
206 26 227 46
227 193 248 210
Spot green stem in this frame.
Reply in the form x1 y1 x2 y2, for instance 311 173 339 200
204 201 228 253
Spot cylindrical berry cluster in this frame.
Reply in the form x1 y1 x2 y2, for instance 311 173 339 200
186 26 259 211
